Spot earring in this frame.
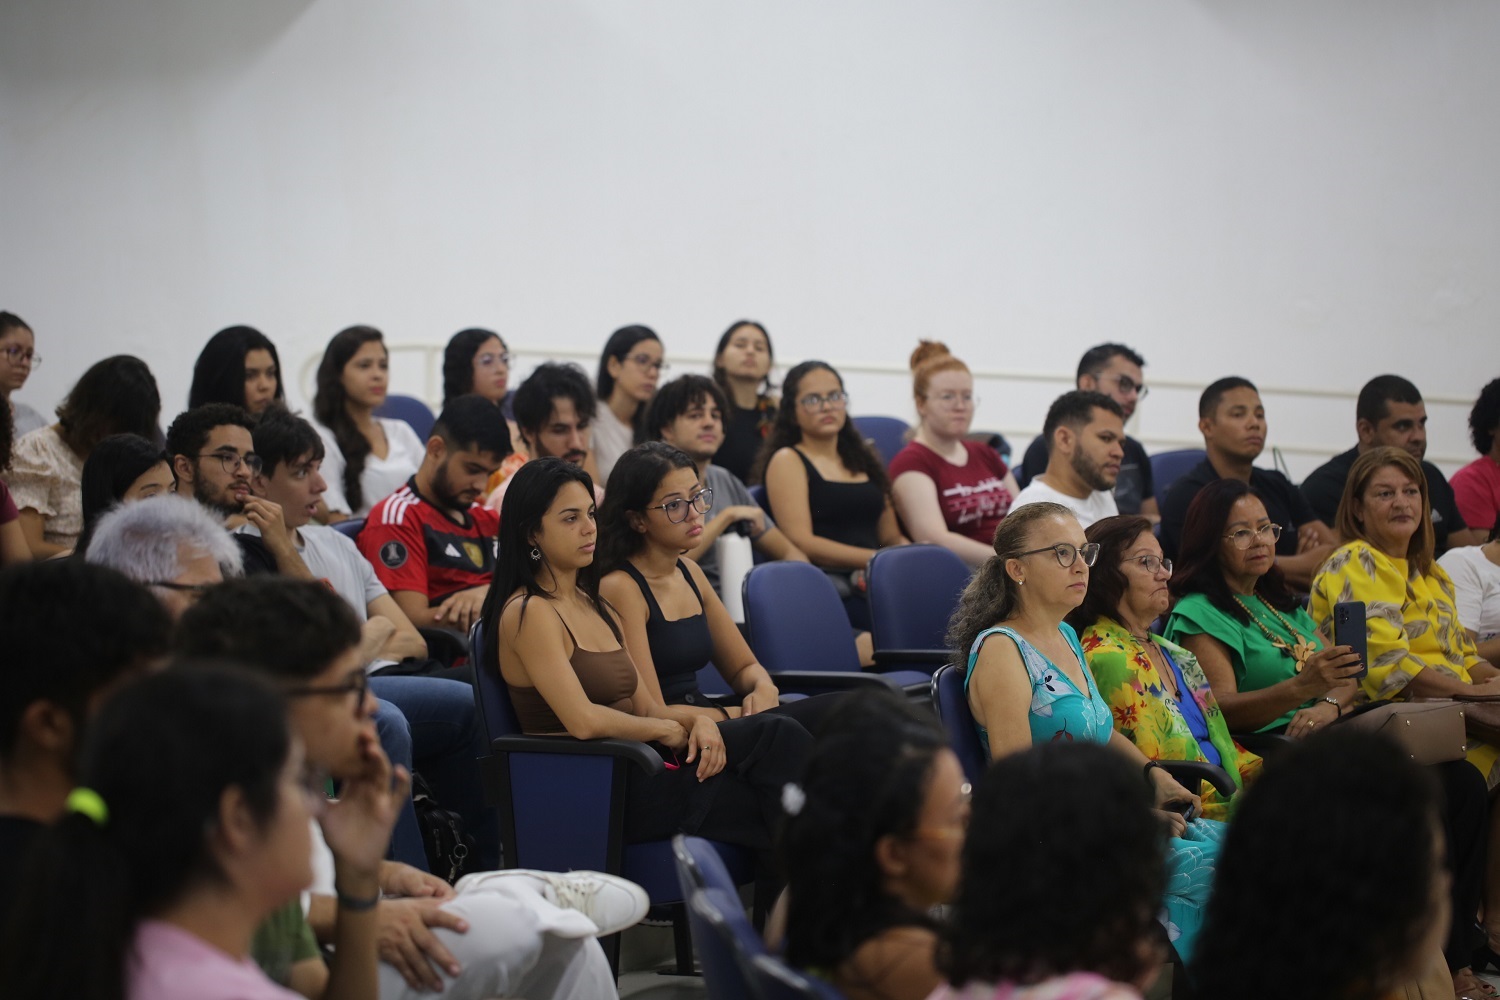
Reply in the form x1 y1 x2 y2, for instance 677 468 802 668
529 547 541 562
1016 577 1025 586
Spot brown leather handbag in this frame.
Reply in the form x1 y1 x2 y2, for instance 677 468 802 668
1339 701 1468 766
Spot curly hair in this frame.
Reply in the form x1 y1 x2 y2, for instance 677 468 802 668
1065 514 1155 634
1336 446 1435 578
783 690 950 977
939 741 1164 988
313 325 386 513
750 361 887 489
597 441 698 572
1168 478 1299 623
1192 728 1442 1000
947 501 1075 659
56 355 161 457
1469 376 1500 457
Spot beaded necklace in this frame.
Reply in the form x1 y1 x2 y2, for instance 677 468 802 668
1234 594 1317 672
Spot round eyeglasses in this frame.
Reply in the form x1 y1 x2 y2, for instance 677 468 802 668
1015 542 1100 568
646 487 713 524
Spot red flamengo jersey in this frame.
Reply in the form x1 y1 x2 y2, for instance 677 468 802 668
358 479 499 604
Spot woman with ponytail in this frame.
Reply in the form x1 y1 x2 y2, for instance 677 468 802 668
890 341 1016 568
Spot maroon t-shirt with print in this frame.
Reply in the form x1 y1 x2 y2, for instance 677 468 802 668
889 440 1013 543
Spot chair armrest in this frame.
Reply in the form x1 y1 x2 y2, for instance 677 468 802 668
492 733 665 777
871 649 952 667
1232 731 1296 762
418 626 470 668
1158 759 1238 799
765 670 908 695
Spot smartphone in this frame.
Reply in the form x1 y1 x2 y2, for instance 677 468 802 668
1333 601 1368 680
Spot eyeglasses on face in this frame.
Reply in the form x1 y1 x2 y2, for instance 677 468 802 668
1 346 39 368
1222 523 1282 550
198 451 263 476
475 351 512 369
646 487 713 524
287 671 370 709
1093 372 1147 399
1123 554 1173 576
797 391 849 411
628 353 668 374
1016 542 1101 568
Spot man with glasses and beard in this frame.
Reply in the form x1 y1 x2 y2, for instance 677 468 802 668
358 396 511 633
1009 391 1127 529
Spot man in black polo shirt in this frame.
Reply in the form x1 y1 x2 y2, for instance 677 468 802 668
1159 376 1338 589
1300 375 1480 555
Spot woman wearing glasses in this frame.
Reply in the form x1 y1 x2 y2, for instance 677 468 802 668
890 341 1017 569
948 501 1221 962
599 442 834 730
1066 515 1262 822
594 325 666 482
0 311 46 438
758 361 908 636
442 327 516 421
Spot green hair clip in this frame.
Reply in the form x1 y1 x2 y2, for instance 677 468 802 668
66 787 109 827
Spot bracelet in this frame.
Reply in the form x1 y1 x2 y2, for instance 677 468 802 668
336 886 381 911
1142 760 1164 785
1321 696 1342 716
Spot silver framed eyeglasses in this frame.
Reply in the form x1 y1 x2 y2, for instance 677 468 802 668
647 487 713 523
1125 554 1173 576
1223 523 1282 550
796 391 849 411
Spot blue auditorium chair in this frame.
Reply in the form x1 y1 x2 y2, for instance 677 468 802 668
375 394 436 441
1149 448 1207 501
866 544 970 674
851 415 910 467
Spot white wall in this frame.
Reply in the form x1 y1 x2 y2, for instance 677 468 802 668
3 0 1497 479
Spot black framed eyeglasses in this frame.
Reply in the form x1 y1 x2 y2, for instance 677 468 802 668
1015 542 1101 568
646 488 713 524
287 671 369 707
197 451 263 476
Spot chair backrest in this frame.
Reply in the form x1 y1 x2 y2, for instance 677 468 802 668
851 415 911 467
748 483 770 513
686 887 763 1000
467 621 518 747
966 429 1012 464
672 834 742 898
867 544 971 652
749 953 848 1000
375 394 437 440
1150 448 1207 500
931 664 988 785
742 562 862 674
332 516 365 540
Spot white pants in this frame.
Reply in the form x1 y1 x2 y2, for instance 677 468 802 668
376 875 616 1000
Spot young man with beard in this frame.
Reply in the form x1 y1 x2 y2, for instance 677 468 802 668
484 362 605 510
358 396 510 633
1008 391 1126 528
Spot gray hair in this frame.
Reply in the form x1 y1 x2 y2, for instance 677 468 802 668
85 494 243 583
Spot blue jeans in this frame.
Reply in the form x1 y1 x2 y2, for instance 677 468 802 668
370 676 500 873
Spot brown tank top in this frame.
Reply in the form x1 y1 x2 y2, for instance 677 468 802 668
505 599 638 735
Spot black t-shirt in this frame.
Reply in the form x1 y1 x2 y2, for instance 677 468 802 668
0 814 42 926
1018 433 1154 515
716 403 772 484
1159 459 1318 561
1300 446 1468 556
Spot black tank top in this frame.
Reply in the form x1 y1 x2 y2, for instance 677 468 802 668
792 447 884 551
620 560 716 706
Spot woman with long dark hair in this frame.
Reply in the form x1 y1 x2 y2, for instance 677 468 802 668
0 311 45 438
711 320 777 484
9 355 160 557
782 690 965 1000
480 457 809 866
0 388 28 566
75 433 174 556
188 325 284 415
593 325 664 482
312 326 425 520
442 327 514 418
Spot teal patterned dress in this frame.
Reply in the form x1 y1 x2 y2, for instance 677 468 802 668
963 623 1225 963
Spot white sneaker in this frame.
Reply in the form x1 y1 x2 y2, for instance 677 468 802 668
461 869 650 937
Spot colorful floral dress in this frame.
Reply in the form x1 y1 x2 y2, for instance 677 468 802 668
963 622 1225 963
1311 540 1500 787
1079 618 1262 822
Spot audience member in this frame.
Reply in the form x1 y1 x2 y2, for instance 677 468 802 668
178 578 632 999
2 666 397 1000
238 408 499 871
442 327 514 421
0 312 44 438
1017 343 1158 519
1441 522 1500 666
1453 376 1500 535
759 360 908 631
948 501 1220 962
9 354 161 557
599 442 830 729
711 319 777 484
933 742 1164 1000
1158 376 1336 587
1301 375 1479 554
891 341 1017 567
0 398 28 567
644 375 806 592
781 691 963 1000
86 493 243 618
358 395 510 632
1193 730 1452 1000
1008 390 1124 529
75 433 174 555
188 325 285 415
313 326 426 520
593 324 664 481
0 560 171 920
481 458 810 884
1067 514 1262 821
485 361 602 507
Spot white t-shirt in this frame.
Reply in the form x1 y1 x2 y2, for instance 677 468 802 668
1438 545 1500 641
315 417 426 518
1009 477 1119 528
589 405 634 484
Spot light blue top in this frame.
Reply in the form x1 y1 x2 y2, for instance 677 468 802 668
963 622 1113 752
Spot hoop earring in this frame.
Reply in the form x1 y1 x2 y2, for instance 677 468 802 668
530 547 541 562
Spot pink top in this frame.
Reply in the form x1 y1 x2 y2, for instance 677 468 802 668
0 480 17 525
928 972 1142 1000
1452 456 1500 534
129 920 302 1000
889 439 1014 543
